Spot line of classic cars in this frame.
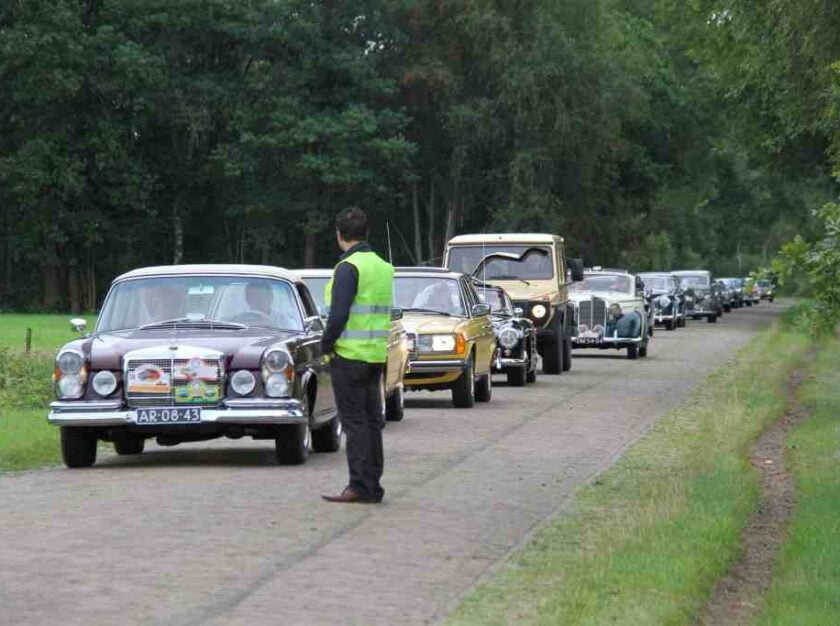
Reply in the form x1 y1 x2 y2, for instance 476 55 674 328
45 233 767 468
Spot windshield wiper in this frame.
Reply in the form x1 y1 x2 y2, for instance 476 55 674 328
402 307 454 316
486 275 532 286
140 317 246 330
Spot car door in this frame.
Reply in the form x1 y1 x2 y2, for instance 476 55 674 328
296 283 335 418
462 278 495 374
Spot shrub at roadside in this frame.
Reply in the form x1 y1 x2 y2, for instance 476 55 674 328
450 325 811 625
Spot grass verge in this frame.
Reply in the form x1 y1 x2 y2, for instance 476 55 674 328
449 323 811 625
757 336 840 625
0 313 93 353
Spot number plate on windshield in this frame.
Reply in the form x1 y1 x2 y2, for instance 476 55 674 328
133 407 202 425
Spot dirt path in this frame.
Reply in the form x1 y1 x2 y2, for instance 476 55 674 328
0 305 782 625
699 349 812 625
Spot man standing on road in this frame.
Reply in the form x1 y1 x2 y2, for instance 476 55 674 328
321 208 394 504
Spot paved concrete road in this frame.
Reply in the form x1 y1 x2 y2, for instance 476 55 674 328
0 304 782 625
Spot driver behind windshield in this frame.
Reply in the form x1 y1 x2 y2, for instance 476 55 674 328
414 282 458 312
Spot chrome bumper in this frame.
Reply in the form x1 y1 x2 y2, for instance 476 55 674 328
407 359 466 373
573 335 643 348
497 357 526 369
654 313 675 322
47 398 306 427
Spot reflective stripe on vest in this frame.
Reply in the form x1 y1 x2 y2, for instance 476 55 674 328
325 250 394 363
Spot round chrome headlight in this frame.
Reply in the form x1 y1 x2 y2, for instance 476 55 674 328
230 370 256 396
657 295 671 307
265 372 290 398
578 324 589 334
499 328 521 349
57 350 84 375
91 370 117 397
263 349 292 372
531 304 547 319
57 375 84 399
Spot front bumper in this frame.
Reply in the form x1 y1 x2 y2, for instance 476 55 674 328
407 359 466 373
572 334 642 349
47 398 306 427
494 355 527 371
654 312 676 323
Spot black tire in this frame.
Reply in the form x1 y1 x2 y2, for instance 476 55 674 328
769 296 775 303
506 365 527 386
665 319 675 331
475 368 492 403
562 337 572 371
745 300 752 307
724 304 732 312
275 422 310 464
639 343 648 357
542 316 564 375
627 344 639 360
678 316 686 327
113 437 145 456
526 365 537 383
312 396 342 453
385 383 405 422
707 314 718 323
60 427 97 468
452 356 476 408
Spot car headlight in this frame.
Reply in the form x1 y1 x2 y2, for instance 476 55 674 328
499 328 521 349
230 369 256 396
91 370 117 398
263 349 292 372
657 295 671 307
264 372 290 397
57 375 85 399
578 323 589 333
57 350 84 375
531 304 547 319
418 334 461 352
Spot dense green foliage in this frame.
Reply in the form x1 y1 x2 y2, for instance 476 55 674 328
1 1 838 310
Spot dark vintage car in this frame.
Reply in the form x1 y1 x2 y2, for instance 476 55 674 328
638 272 686 330
673 270 723 323
716 280 734 313
719 277 745 308
475 282 539 386
48 264 340 468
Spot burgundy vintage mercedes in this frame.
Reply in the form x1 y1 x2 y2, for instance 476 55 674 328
48 265 340 468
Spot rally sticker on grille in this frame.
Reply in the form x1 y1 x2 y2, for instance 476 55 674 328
127 364 171 394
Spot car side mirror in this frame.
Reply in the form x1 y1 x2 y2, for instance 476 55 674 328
567 258 584 282
513 307 523 316
390 307 403 321
70 318 87 334
304 315 324 333
472 303 490 317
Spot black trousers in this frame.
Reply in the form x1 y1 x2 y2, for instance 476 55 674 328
330 355 384 500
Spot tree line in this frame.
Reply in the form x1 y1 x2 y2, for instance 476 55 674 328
1 0 837 312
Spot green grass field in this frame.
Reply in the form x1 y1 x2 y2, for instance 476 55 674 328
450 321 812 625
757 337 840 625
0 313 93 470
0 313 95 354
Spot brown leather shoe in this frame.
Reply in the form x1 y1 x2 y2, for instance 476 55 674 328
321 487 378 504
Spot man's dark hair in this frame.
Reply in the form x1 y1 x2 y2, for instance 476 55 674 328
336 207 369 242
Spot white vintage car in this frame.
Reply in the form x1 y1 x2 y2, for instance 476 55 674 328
570 268 652 360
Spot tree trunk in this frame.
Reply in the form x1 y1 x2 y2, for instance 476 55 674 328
303 229 316 268
41 263 60 310
173 208 184 264
68 261 81 314
412 180 422 263
426 180 435 264
444 179 459 247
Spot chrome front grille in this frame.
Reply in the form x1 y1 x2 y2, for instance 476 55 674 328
125 357 224 408
577 298 607 332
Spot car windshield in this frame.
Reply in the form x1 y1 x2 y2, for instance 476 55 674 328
394 276 465 316
300 277 330 316
97 276 304 332
678 275 710 288
640 275 669 291
571 274 632 293
757 280 772 287
477 288 513 314
721 278 744 288
447 245 554 280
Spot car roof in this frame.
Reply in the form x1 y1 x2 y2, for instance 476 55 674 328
672 269 711 276
292 269 332 279
114 264 302 284
585 267 633 276
638 272 673 277
447 233 563 245
395 266 464 279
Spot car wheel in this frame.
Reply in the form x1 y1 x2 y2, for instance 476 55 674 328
276 393 311 464
639 342 648 358
113 437 145 456
627 344 639 360
561 337 572 371
707 314 718 323
475 367 492 403
665 319 675 331
60 427 97 468
385 383 405 422
542 316 563 375
769 296 775 303
506 365 526 386
312 384 341 453
724 304 732 312
678 316 686 327
452 355 476 408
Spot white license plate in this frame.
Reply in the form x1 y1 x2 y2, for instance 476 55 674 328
133 407 202 425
